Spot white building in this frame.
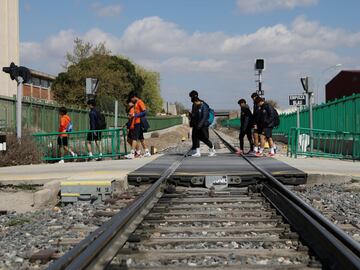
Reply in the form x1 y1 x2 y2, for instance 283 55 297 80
0 0 19 97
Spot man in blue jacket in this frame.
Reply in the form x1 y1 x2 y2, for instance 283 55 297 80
254 96 276 157
86 99 103 160
191 96 216 157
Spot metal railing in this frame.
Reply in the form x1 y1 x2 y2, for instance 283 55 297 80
0 95 183 133
33 128 128 161
287 127 360 160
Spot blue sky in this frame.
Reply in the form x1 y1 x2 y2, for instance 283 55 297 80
20 0 360 109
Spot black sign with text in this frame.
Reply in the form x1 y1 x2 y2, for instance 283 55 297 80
289 94 306 106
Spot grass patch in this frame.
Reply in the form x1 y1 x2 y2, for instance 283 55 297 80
6 217 31 227
15 183 37 191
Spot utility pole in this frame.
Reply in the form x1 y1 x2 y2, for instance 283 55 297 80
300 77 314 151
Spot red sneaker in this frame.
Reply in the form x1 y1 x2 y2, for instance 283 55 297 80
255 152 263 157
268 152 275 157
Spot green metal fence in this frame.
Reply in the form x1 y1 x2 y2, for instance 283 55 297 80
287 127 360 160
275 93 360 135
0 95 183 133
33 128 128 162
221 94 360 134
222 118 241 129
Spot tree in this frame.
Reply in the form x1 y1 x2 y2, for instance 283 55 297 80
135 66 163 115
266 99 279 109
52 39 163 114
53 54 144 110
65 38 111 67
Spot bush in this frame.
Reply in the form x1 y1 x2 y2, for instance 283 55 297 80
0 131 42 167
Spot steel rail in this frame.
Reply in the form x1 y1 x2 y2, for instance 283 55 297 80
48 153 188 270
213 129 360 270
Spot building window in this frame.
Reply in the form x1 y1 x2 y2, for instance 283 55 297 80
41 79 50 88
32 77 41 86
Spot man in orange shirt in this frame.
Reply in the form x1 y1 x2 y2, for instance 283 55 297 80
125 91 151 159
58 107 76 163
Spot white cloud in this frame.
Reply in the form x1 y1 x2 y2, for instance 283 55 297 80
236 0 319 13
132 57 227 73
91 2 122 17
20 15 360 107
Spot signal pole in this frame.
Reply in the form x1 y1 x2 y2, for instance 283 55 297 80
2 62 31 139
16 77 23 139
255 59 265 96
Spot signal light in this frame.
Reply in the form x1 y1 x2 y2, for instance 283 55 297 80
255 59 265 70
2 62 31 83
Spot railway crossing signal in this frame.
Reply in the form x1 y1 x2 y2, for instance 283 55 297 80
2 62 31 83
255 58 265 96
2 62 32 139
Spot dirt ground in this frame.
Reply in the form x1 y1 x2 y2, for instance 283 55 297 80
145 125 191 153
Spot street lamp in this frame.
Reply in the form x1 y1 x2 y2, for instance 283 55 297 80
315 63 342 104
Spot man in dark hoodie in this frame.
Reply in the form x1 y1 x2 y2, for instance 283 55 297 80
251 92 261 153
191 96 216 157
86 99 103 160
254 96 276 157
188 90 199 154
237 99 254 154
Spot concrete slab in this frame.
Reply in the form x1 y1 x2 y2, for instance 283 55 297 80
214 128 360 185
0 155 159 185
274 155 360 185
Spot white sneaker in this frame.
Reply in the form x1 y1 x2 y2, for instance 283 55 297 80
209 147 216 157
143 150 151 157
58 159 65 164
125 151 135 159
188 149 196 155
191 148 201 157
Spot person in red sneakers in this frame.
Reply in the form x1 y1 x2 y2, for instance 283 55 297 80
254 97 276 157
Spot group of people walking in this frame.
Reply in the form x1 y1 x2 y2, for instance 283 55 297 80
238 92 279 157
56 91 151 163
57 89 278 162
187 90 279 158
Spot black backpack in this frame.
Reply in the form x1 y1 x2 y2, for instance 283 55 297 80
273 107 280 127
96 110 107 130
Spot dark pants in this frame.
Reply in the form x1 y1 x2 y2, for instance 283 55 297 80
239 129 254 151
192 127 213 149
191 127 197 150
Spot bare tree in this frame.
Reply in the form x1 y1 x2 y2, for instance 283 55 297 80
266 99 279 109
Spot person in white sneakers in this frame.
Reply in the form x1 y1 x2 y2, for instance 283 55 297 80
57 107 76 163
125 91 151 159
254 97 278 157
188 90 199 156
191 96 216 157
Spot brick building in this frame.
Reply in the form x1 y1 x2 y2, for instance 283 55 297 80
23 69 55 101
326 70 360 102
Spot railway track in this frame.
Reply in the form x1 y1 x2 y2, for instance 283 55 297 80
48 130 360 270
